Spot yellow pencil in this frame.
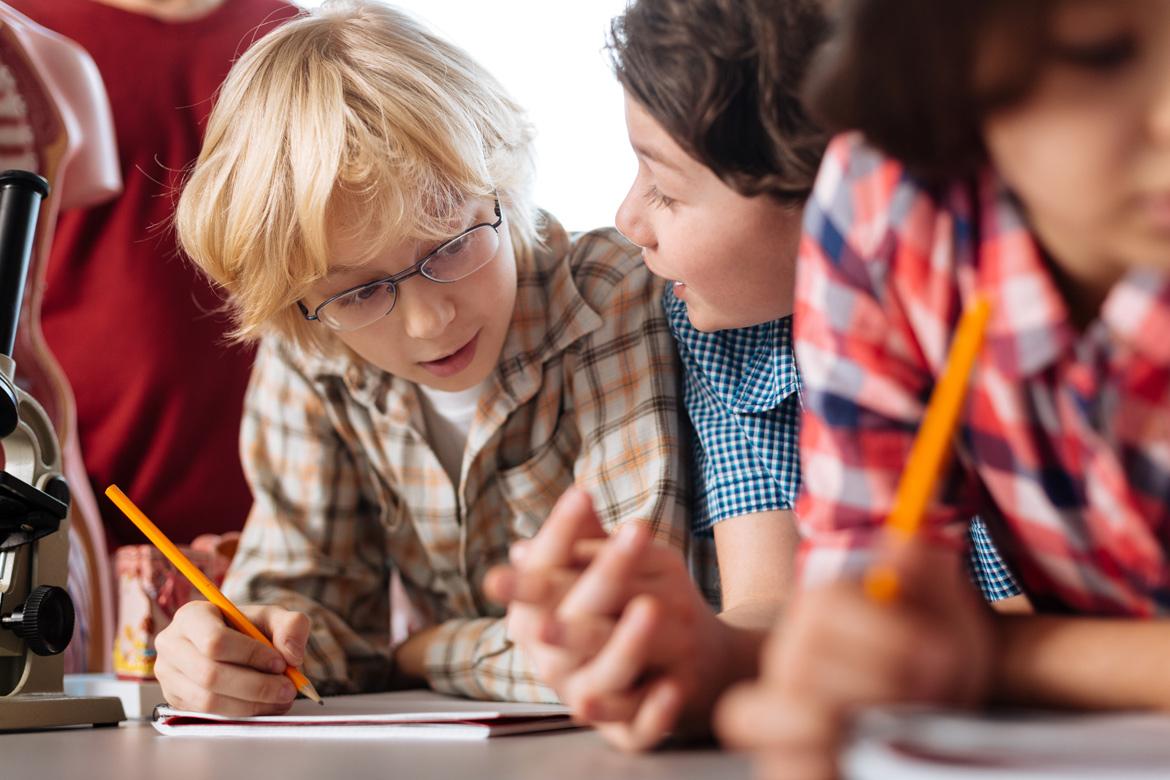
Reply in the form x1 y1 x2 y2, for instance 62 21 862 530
105 485 322 705
863 297 993 603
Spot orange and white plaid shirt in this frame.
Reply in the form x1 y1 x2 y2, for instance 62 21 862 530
221 216 686 702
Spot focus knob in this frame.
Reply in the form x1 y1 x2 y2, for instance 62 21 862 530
1 585 74 656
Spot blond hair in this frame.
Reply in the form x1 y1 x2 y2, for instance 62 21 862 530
176 0 539 350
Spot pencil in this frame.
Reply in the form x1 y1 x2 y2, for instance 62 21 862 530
104 484 323 705
863 297 993 603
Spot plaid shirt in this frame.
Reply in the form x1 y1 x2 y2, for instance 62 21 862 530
222 217 687 702
796 134 1170 616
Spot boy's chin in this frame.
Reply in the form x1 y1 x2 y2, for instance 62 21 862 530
685 301 759 333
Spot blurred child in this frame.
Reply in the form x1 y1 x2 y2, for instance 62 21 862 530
717 1 1170 777
151 0 685 716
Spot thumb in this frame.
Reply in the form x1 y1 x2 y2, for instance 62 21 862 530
245 605 311 667
526 486 607 567
877 533 970 613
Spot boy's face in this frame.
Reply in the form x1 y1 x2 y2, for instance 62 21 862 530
981 0 1170 305
305 197 518 391
615 93 803 333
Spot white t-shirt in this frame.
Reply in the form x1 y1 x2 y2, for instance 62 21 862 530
416 381 488 486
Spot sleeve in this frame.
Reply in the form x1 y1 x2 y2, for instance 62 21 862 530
567 236 689 549
794 136 979 586
221 339 394 695
968 516 1023 601
419 234 688 704
672 304 802 533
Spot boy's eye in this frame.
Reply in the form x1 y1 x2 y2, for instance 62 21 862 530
438 233 471 258
337 283 385 308
643 184 676 209
1051 35 1137 72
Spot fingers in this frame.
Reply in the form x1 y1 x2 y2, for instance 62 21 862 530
714 683 840 780
245 604 311 666
483 565 582 611
593 678 686 753
154 601 307 717
557 523 653 616
154 635 298 715
167 602 286 671
538 610 617 659
524 487 608 568
563 595 664 714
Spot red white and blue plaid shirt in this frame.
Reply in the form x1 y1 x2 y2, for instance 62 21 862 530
795 134 1170 616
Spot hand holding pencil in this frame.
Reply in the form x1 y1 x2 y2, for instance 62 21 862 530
106 485 323 715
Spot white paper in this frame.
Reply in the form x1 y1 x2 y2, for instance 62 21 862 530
843 707 1170 779
153 690 576 741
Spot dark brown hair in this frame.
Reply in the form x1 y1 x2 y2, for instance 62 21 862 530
607 0 830 204
805 0 1057 181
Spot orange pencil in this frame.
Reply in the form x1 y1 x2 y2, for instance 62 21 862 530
105 484 322 705
863 297 993 603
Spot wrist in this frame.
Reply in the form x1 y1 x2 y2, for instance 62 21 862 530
392 625 443 685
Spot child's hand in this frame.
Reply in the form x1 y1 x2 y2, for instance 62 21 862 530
713 537 996 780
485 487 609 689
154 601 311 716
491 512 734 751
548 524 733 752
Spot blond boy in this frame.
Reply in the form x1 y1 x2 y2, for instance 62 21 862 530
153 0 685 715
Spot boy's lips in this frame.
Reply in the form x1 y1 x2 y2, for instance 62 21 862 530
419 331 480 378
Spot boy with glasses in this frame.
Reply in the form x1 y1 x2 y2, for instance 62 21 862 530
150 0 685 716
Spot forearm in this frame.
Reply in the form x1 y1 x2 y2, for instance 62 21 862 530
994 614 1170 711
717 599 783 682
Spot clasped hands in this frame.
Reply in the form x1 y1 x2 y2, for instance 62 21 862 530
484 486 734 751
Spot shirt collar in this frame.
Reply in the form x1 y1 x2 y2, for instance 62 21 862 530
1099 268 1170 365
975 173 1076 378
974 173 1170 375
666 290 800 414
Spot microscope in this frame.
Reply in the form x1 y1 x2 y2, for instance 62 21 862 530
0 170 123 729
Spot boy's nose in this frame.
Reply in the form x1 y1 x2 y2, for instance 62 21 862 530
615 188 655 250
399 287 456 340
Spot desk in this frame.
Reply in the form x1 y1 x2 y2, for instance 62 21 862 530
1 721 752 779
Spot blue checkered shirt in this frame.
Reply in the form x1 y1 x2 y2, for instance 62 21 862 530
666 288 802 536
666 288 1021 602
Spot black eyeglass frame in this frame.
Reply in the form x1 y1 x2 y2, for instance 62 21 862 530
297 197 503 330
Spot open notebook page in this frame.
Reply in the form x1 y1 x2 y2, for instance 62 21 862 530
153 690 576 740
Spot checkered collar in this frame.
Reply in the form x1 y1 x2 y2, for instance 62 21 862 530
666 290 800 415
974 172 1170 378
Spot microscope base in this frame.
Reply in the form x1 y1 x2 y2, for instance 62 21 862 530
0 691 125 731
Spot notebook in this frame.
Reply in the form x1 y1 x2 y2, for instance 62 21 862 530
152 690 576 740
842 707 1170 778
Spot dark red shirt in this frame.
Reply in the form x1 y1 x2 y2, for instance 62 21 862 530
9 0 298 545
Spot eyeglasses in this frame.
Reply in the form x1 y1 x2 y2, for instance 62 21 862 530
298 197 503 332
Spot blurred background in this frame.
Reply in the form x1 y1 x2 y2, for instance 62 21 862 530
298 0 634 232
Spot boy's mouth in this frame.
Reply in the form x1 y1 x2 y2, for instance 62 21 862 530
419 331 480 378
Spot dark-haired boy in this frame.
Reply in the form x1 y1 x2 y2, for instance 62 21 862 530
486 0 1022 751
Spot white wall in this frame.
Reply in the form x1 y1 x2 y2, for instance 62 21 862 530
296 0 635 232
